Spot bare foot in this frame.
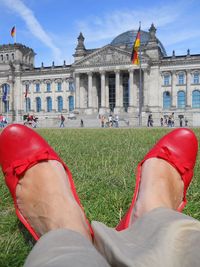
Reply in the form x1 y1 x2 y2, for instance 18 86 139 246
130 158 184 223
16 160 92 241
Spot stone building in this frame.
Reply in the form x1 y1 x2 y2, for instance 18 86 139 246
0 23 200 126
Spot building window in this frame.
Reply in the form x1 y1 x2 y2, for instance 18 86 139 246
36 97 41 112
177 91 185 108
25 97 31 112
12 53 14 60
4 101 9 113
69 81 75 91
6 54 9 61
2 83 10 96
1 55 3 61
35 83 40 92
192 90 200 108
163 91 171 109
57 82 62 91
178 73 184 85
69 96 74 111
57 96 63 112
47 97 52 112
46 83 51 92
163 74 170 86
193 73 199 84
2 83 10 112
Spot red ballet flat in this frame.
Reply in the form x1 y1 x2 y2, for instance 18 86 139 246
116 128 198 231
0 124 93 240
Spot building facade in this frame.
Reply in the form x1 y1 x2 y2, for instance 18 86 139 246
1 24 200 126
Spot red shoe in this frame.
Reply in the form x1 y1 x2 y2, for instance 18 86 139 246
116 128 198 231
0 124 93 240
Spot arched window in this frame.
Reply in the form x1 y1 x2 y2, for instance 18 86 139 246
2 84 10 111
25 97 31 112
193 73 200 84
46 83 51 92
2 83 10 96
163 91 171 109
57 96 63 112
35 83 40 92
163 74 170 86
36 97 41 112
57 82 62 91
4 101 9 113
1 55 3 61
178 73 184 85
47 97 52 112
177 91 185 108
192 90 200 108
69 96 74 111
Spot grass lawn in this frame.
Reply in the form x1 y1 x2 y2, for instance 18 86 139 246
0 127 200 267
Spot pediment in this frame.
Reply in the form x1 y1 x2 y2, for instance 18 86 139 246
73 45 132 67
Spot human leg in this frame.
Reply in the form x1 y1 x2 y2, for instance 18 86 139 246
24 228 110 267
91 128 200 267
93 208 200 267
0 124 110 267
116 128 198 230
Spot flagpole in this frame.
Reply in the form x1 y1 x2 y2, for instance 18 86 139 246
138 21 142 127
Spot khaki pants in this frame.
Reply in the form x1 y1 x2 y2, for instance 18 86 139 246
24 208 200 267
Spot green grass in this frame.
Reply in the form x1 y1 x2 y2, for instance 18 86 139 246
0 128 200 266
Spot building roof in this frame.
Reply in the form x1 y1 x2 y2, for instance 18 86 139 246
110 30 167 56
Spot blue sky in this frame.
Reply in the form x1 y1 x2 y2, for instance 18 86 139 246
0 0 200 67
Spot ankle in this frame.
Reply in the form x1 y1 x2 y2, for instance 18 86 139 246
131 158 184 222
16 161 92 241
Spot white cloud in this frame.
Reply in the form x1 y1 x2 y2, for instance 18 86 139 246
75 0 200 55
75 5 181 43
1 0 62 63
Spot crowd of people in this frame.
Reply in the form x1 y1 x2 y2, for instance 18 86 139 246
0 112 190 129
147 112 189 128
99 114 119 128
23 114 38 128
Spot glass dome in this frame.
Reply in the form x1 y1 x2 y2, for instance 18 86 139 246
110 30 167 56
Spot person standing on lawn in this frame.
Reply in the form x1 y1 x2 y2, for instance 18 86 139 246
60 114 65 128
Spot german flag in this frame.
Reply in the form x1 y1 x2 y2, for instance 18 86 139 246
131 27 140 65
11 26 16 37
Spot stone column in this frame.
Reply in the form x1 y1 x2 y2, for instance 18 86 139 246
92 74 98 110
88 72 93 108
115 70 120 107
128 69 138 113
143 69 149 108
114 70 122 113
99 71 106 114
51 80 56 111
186 70 191 107
75 73 80 109
86 72 93 114
62 79 68 112
171 71 176 107
105 74 109 109
128 69 134 113
13 76 21 122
